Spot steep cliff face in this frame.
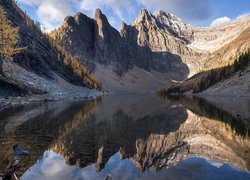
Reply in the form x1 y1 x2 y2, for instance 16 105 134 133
52 10 127 73
52 9 192 92
0 0 101 99
52 8 250 93
131 10 250 74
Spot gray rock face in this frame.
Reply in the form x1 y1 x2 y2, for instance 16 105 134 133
52 8 250 92
61 13 95 65
52 9 190 76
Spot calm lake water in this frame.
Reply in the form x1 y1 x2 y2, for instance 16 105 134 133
0 95 250 180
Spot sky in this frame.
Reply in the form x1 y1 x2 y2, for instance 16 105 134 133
15 0 250 32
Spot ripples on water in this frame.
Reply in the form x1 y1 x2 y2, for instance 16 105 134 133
0 95 249 180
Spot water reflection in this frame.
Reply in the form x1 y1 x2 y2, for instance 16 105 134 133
167 95 250 137
0 95 249 179
21 152 250 180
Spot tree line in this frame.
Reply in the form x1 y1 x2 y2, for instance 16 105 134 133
0 4 25 74
0 0 102 90
160 49 250 95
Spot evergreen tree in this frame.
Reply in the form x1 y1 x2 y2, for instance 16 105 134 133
0 6 25 74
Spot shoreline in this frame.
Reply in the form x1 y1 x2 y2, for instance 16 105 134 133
0 93 103 113
1 92 250 113
0 95 46 112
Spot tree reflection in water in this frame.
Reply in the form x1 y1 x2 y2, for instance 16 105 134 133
0 95 249 179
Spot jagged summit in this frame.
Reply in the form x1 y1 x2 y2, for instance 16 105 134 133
134 9 187 27
51 8 250 93
64 15 75 27
155 10 185 23
94 8 102 17
134 8 155 25
120 21 127 29
139 8 152 18
94 8 109 24
75 12 91 24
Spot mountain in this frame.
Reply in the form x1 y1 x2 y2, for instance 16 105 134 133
52 9 250 93
1 1 248 96
51 9 187 93
0 0 101 100
160 28 250 96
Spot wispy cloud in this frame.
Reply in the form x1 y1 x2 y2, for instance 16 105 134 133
137 0 213 21
236 12 250 20
80 0 137 27
210 12 250 27
17 0 78 31
210 16 231 26
16 0 40 6
16 0 249 31
17 0 137 31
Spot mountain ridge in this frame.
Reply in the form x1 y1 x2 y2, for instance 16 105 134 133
0 1 249 96
51 8 250 93
0 0 101 100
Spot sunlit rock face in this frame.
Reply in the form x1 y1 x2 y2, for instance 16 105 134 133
52 8 250 92
52 9 190 75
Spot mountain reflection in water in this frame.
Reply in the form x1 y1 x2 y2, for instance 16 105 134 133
0 95 249 180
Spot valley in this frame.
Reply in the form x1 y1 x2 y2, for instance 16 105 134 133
0 1 250 179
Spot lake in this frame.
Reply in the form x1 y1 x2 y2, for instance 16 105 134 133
0 95 250 180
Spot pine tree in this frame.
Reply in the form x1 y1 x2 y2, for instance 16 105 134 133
0 5 25 74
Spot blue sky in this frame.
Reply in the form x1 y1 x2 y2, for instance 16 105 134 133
16 0 250 31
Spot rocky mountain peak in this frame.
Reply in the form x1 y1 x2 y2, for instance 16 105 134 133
155 10 191 34
94 8 109 24
94 8 102 17
52 8 250 92
63 12 93 29
64 15 76 27
74 12 91 25
156 10 184 23
94 8 111 38
140 9 151 16
120 21 127 29
134 9 155 24
133 9 191 43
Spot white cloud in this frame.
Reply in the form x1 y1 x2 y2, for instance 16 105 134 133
80 0 135 26
17 0 136 31
17 0 78 31
236 12 250 20
16 0 250 31
137 0 213 21
210 12 250 27
210 16 231 26
207 160 223 168
16 0 40 6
